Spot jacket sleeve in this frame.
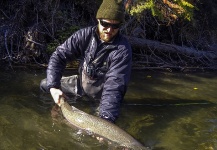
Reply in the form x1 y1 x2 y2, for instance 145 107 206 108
99 43 132 122
46 30 87 89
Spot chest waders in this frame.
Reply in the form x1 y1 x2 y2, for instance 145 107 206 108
79 36 116 99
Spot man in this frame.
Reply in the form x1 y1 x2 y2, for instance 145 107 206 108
40 0 132 123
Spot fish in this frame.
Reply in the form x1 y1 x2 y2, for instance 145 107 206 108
59 96 149 150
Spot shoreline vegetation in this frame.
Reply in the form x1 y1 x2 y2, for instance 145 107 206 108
0 0 217 71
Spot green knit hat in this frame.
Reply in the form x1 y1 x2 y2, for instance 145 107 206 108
96 0 125 22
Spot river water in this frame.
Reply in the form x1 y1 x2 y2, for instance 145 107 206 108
0 68 217 150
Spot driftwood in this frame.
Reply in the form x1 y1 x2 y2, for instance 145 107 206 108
127 36 217 59
126 36 217 70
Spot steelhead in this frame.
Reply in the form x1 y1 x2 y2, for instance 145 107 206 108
59 97 149 150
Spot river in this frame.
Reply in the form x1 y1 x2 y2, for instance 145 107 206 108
0 68 216 150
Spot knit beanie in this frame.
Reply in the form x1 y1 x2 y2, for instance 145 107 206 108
96 0 125 22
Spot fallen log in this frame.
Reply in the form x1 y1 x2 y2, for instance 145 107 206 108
127 36 217 60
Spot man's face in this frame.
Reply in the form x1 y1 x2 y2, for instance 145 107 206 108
98 19 121 42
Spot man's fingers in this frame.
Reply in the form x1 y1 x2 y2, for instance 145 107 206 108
50 88 63 104
96 136 104 143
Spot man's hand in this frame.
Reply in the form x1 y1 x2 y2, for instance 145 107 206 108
50 88 63 106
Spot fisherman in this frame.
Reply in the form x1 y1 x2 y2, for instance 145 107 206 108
40 0 132 123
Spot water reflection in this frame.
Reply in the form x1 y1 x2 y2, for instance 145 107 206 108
0 69 217 150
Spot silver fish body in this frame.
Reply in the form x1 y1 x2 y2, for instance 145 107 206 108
60 99 149 150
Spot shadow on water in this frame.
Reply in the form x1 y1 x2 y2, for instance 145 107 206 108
0 68 217 150
119 99 216 148
126 70 217 103
119 70 217 150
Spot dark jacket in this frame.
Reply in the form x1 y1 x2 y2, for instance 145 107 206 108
46 26 132 122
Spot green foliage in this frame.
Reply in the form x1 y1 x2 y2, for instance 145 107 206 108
129 0 196 22
177 0 196 21
130 0 155 16
46 26 80 55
